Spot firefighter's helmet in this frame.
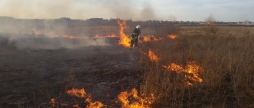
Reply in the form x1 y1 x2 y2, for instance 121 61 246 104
136 25 141 29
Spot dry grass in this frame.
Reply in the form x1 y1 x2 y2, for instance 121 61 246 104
1 24 254 107
139 26 254 108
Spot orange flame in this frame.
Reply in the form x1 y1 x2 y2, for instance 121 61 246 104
67 88 104 108
162 62 203 85
117 20 131 47
91 34 117 38
139 36 163 43
168 34 177 39
118 88 154 108
142 36 151 42
63 35 78 39
148 49 160 62
184 62 203 82
153 36 163 41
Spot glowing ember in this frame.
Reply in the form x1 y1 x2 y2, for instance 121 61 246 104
73 104 80 108
148 49 160 62
162 62 203 85
67 88 104 108
142 36 151 42
118 88 154 108
49 98 57 107
168 34 177 39
117 20 131 47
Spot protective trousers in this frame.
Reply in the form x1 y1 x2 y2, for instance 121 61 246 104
130 37 138 48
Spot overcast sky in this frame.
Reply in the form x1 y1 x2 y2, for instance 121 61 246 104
0 0 253 21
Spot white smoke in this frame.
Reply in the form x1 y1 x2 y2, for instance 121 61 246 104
0 0 158 21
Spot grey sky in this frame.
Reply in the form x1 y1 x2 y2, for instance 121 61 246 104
0 0 253 21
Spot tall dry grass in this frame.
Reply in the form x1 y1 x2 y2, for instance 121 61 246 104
139 27 254 107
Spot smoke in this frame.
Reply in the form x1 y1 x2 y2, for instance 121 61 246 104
0 0 159 49
0 0 96 19
0 33 112 49
0 0 157 21
104 0 157 21
103 0 134 20
138 4 156 21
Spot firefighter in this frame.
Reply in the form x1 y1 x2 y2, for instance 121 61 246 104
130 25 141 48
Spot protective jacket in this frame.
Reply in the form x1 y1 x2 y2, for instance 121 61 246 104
131 28 141 40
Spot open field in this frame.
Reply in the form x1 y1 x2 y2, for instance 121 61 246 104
179 25 254 36
139 25 254 107
1 24 254 108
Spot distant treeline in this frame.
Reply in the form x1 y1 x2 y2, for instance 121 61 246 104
0 16 253 32
0 16 253 34
0 16 173 29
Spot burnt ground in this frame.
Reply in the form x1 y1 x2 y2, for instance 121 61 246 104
0 37 142 108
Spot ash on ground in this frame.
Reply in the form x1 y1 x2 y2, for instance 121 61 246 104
0 36 142 107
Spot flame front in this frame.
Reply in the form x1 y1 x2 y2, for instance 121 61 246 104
139 36 163 43
162 62 203 85
185 62 203 83
63 35 78 39
117 20 131 47
91 34 117 38
67 88 104 108
67 88 87 98
145 49 203 86
148 49 160 62
118 88 154 108
168 34 177 39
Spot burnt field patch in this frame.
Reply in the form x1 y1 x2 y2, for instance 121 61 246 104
0 37 142 107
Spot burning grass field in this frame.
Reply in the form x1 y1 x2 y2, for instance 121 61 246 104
1 20 254 108
138 26 254 108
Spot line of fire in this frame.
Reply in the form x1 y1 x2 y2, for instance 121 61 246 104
0 18 206 108
46 20 201 108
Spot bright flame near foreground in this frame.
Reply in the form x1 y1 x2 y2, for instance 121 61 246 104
168 34 177 39
118 88 154 108
148 49 160 62
118 20 131 47
162 62 203 85
67 88 104 108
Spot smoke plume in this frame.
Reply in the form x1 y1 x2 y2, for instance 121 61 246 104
0 0 157 21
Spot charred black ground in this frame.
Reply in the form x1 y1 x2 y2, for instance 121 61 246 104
0 36 142 107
